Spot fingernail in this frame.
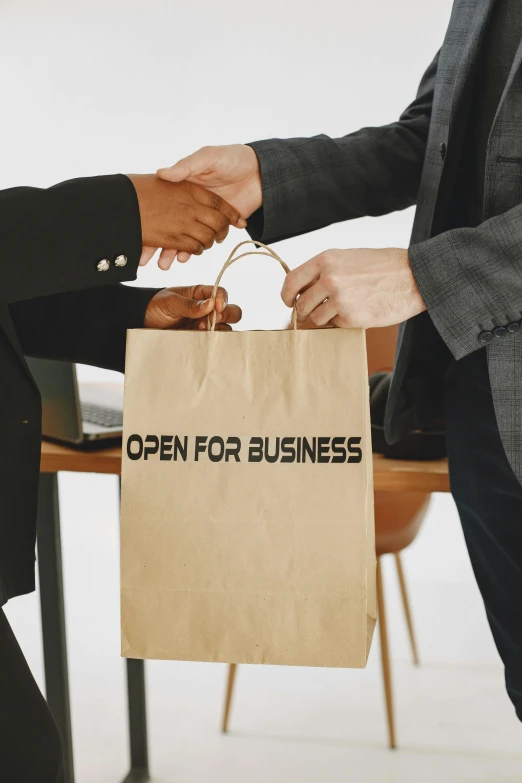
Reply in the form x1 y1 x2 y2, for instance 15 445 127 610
199 299 211 309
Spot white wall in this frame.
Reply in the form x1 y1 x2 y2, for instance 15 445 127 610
0 0 453 381
5 5 522 781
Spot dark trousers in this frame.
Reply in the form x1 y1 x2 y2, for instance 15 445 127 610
0 608 64 782
446 348 522 719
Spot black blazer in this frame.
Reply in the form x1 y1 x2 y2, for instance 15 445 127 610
0 173 156 606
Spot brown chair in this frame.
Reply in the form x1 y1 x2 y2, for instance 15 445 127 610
221 326 430 749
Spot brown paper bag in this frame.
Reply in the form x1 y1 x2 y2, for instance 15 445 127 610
120 241 376 668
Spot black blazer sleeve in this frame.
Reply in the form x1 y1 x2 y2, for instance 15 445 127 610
0 174 142 303
9 284 158 373
246 51 439 245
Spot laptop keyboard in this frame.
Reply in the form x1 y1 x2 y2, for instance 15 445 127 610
81 403 123 429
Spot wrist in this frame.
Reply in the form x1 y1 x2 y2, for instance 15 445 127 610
244 145 263 215
126 173 152 246
402 248 426 315
144 289 163 328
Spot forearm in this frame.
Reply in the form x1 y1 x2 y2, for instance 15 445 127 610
246 52 438 245
247 126 427 244
0 174 142 303
9 284 158 372
409 202 522 360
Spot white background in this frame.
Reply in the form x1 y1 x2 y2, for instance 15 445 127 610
1 0 452 361
3 1 522 782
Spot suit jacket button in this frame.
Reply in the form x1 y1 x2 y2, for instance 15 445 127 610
439 142 447 160
115 254 128 268
493 326 508 338
97 259 110 272
479 330 493 345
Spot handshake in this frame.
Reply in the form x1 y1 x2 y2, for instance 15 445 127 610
130 145 264 333
133 144 426 334
128 145 261 270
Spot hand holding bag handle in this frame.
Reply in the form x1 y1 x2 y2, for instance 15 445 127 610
209 240 298 331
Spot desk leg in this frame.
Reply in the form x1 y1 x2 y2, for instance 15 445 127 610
119 476 150 783
121 659 150 783
37 472 75 783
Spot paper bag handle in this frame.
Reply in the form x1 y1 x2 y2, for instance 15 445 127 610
208 240 298 331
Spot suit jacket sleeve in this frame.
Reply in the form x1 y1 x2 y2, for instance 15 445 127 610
9 284 158 372
0 174 142 303
246 51 439 244
408 203 522 361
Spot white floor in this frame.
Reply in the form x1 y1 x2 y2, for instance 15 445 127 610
5 475 522 783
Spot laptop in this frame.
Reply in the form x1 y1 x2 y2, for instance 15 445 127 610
26 358 124 447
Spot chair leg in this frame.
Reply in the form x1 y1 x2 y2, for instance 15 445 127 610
376 558 396 749
394 552 419 666
222 664 237 733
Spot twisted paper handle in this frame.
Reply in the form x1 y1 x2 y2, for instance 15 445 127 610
208 240 298 331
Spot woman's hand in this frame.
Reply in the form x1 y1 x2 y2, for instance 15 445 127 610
156 145 261 263
144 286 242 331
127 175 246 271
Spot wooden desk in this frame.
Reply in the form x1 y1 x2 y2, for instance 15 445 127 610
41 440 451 493
38 441 450 783
37 443 148 783
372 453 450 493
40 440 123 475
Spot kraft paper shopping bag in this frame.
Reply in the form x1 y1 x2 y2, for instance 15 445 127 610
120 240 376 667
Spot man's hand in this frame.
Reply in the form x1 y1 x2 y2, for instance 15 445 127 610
281 248 426 329
144 286 242 331
127 175 245 271
156 145 261 263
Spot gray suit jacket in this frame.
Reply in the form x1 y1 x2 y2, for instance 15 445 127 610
247 0 522 482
